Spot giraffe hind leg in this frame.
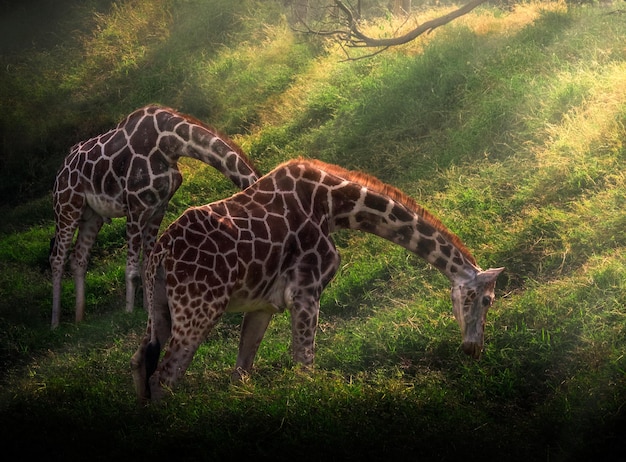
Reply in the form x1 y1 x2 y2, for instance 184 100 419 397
130 336 150 401
71 211 105 323
50 220 80 328
148 308 225 401
135 263 172 401
130 329 164 401
144 339 161 399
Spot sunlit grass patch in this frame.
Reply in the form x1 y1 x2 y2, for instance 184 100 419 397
526 62 626 201
191 21 315 133
62 0 171 101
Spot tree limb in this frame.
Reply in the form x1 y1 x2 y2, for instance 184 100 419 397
302 0 488 49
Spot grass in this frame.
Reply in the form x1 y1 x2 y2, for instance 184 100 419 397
1 0 626 460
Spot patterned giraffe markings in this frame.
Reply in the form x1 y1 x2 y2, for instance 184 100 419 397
50 105 260 328
131 158 504 401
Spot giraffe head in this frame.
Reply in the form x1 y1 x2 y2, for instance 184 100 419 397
450 267 504 359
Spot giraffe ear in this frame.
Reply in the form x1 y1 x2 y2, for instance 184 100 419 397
479 267 505 283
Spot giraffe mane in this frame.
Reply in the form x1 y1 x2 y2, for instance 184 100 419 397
282 157 477 266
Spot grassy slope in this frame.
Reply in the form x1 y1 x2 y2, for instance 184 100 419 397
1 1 626 460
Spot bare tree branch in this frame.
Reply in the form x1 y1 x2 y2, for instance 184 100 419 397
296 0 488 52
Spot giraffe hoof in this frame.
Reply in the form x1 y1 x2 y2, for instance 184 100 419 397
230 367 250 384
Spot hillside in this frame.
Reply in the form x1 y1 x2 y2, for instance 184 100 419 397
1 0 626 460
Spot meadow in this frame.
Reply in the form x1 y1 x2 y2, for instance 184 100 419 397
1 0 625 460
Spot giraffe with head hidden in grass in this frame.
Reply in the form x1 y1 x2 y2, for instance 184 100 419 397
131 158 504 401
50 105 260 328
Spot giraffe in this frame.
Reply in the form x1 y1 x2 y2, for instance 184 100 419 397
50 105 260 328
131 158 504 401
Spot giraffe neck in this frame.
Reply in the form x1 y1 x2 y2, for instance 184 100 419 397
335 193 477 281
134 106 260 189
293 160 479 282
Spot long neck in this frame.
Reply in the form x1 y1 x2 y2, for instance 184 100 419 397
328 183 479 282
183 124 261 189
149 106 260 190
180 123 260 189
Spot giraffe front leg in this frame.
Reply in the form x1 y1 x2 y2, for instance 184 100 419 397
290 296 320 367
51 268 63 329
125 221 143 313
232 309 273 382
140 211 166 312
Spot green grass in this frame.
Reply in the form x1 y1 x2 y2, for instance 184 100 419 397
1 1 626 460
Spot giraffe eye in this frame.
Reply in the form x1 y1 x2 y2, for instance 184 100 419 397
482 296 492 307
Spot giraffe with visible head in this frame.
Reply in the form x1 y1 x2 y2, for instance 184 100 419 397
131 158 504 401
50 105 260 328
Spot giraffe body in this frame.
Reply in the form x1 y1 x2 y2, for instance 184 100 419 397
131 159 503 401
50 105 260 328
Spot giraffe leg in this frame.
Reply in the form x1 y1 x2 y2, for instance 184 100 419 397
139 211 166 311
147 298 226 401
50 224 77 328
130 328 152 401
124 221 144 313
289 296 320 367
51 263 64 329
131 265 171 401
70 210 104 323
232 310 273 382
50 191 87 328
148 323 216 401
